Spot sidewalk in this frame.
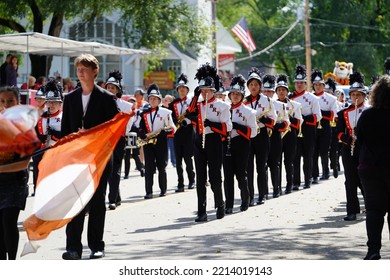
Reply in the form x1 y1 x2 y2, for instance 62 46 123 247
17 162 388 260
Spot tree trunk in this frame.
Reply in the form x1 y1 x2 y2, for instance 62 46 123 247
30 54 50 78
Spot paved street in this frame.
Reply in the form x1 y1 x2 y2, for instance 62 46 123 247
17 159 388 260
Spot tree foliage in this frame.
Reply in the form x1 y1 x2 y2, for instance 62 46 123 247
217 0 390 82
0 0 210 77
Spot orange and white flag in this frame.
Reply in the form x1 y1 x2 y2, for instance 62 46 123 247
21 112 132 256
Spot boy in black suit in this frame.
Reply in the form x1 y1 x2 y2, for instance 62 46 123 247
61 54 119 260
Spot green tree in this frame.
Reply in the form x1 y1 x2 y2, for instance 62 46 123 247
0 0 210 78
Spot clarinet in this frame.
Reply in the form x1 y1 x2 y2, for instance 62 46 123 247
350 99 358 156
202 92 208 149
45 107 51 147
225 108 233 157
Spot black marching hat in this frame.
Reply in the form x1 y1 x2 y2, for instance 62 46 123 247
349 71 367 95
228 74 246 96
246 67 262 87
146 83 162 101
275 74 289 91
105 70 122 92
195 63 220 92
176 73 190 92
294 64 307 82
35 85 46 100
262 74 276 91
44 78 63 102
311 68 325 84
324 76 336 93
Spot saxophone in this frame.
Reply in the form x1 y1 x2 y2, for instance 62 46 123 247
256 99 272 134
137 126 172 147
176 111 187 129
281 98 294 139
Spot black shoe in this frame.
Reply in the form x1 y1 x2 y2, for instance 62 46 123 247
273 191 280 198
320 174 330 180
225 208 233 214
292 185 299 191
256 197 265 205
175 187 184 193
144 193 153 199
90 250 105 259
312 177 319 184
108 203 116 210
303 182 311 189
285 186 292 194
216 204 225 219
343 214 357 221
364 252 381 260
333 169 338 178
159 192 166 197
62 251 81 260
31 191 35 197
123 175 129 179
240 203 249 212
188 182 195 189
195 213 208 222
249 198 255 207
140 169 145 177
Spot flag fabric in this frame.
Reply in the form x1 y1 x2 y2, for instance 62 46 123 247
21 112 132 256
231 16 256 54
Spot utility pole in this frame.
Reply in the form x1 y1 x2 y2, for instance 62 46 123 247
304 0 312 91
211 0 217 69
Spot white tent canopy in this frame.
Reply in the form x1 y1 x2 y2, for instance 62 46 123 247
0 32 150 56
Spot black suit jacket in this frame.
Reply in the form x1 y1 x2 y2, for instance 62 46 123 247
61 85 119 137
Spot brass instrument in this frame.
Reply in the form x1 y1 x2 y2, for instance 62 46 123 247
256 100 272 134
351 99 358 156
330 114 336 127
176 111 187 129
137 126 171 147
281 98 294 139
45 107 51 147
202 92 208 149
297 107 303 138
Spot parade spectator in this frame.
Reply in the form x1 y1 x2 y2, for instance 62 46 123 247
5 55 18 87
0 54 13 87
20 75 36 90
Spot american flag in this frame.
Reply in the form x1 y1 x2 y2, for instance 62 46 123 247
231 16 256 54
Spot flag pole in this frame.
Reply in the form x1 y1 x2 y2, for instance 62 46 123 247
304 0 312 92
211 0 217 69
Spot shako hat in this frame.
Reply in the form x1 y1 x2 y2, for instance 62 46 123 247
44 78 63 102
311 68 325 84
176 73 190 92
228 74 246 95
35 85 46 100
349 71 367 95
275 74 289 91
105 70 122 91
146 83 162 101
262 74 276 91
246 67 262 87
194 63 219 92
324 76 336 93
294 64 307 82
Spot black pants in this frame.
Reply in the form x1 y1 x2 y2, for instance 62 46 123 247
124 147 144 176
194 133 224 214
32 152 43 191
293 123 316 186
65 157 112 257
0 207 20 260
312 121 331 178
174 125 195 187
223 136 250 208
267 129 282 195
341 146 364 215
280 128 297 189
247 127 270 200
143 135 168 195
108 137 126 204
359 167 390 255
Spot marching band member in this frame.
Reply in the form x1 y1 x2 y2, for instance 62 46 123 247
169 74 196 192
311 69 338 183
187 63 232 222
138 84 176 199
262 74 290 198
275 74 303 194
32 79 63 196
324 77 341 178
289 65 322 190
336 71 369 221
223 74 257 214
245 67 277 205
105 70 134 210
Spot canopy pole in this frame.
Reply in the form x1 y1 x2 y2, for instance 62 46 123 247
26 35 30 104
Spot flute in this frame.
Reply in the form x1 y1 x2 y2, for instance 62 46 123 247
45 107 51 147
351 99 358 156
202 92 208 149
